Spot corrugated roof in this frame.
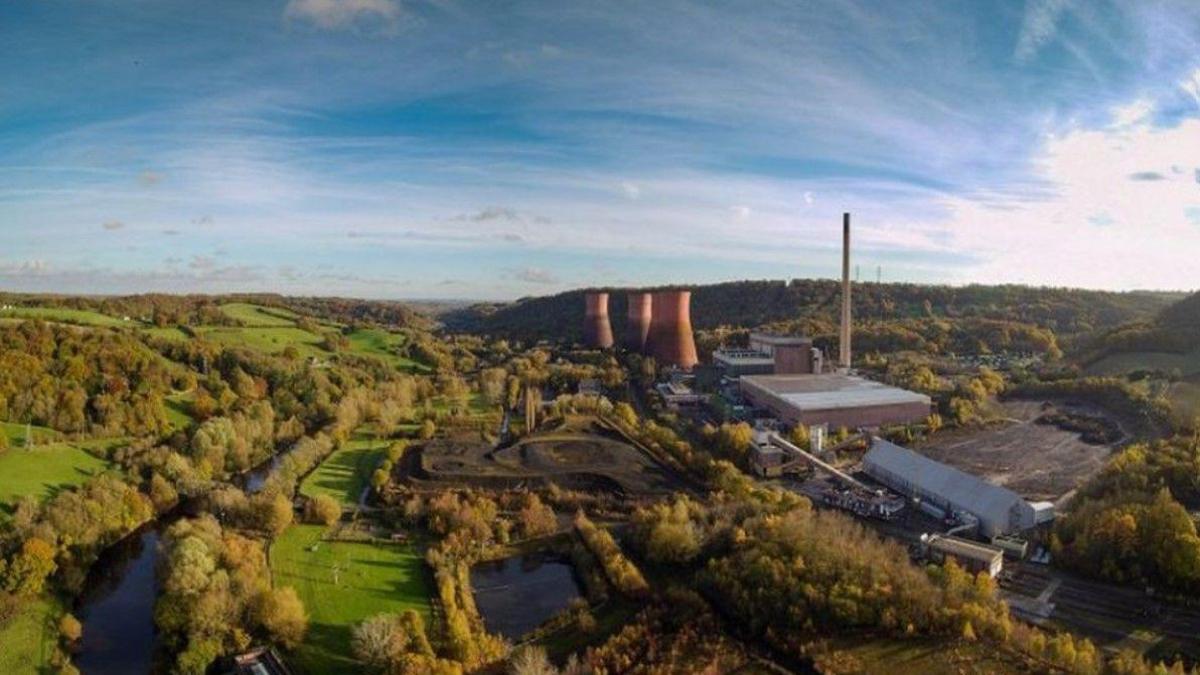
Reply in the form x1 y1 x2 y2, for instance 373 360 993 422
742 374 931 410
864 438 1023 529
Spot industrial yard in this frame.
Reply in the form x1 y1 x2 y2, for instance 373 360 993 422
412 416 687 496
914 400 1120 503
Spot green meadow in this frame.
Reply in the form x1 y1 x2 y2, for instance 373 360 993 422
0 430 111 514
344 327 429 373
0 306 129 328
271 525 432 675
299 438 389 507
219 302 302 327
0 595 62 674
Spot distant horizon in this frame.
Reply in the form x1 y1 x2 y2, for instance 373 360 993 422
3 1 1199 298
1 273 1195 307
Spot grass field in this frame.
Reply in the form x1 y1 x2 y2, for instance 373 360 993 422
0 436 110 514
0 595 61 674
194 326 328 357
0 306 129 327
300 438 389 507
164 392 195 431
344 328 429 373
219 302 301 327
141 326 190 341
272 525 432 674
1 421 61 447
1087 349 1200 378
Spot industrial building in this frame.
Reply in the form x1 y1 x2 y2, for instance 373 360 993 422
583 292 614 349
740 373 931 429
643 290 699 370
713 333 822 378
921 534 1005 578
625 292 652 351
863 438 1054 538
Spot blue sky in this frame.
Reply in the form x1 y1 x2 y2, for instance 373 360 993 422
2 0 1199 300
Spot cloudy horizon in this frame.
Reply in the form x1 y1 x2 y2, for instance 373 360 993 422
3 0 1200 301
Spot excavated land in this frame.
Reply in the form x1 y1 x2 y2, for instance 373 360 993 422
914 400 1120 505
412 416 687 496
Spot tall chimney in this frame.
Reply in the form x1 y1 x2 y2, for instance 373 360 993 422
583 292 614 349
644 290 698 370
839 213 852 372
625 292 653 351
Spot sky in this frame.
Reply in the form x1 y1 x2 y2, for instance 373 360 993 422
2 0 1200 301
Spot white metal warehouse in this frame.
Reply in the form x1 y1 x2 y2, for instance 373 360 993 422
863 438 1052 537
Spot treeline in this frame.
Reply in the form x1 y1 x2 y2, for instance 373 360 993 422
1053 437 1200 595
0 292 431 331
0 293 239 327
623 487 1183 675
442 279 1174 344
1007 376 1172 437
1083 290 1200 363
1 474 153 594
573 513 649 598
0 322 176 436
156 515 307 673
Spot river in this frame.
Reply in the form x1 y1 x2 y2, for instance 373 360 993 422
74 524 161 674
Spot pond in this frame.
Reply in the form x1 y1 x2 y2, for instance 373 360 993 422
74 524 161 675
470 553 584 640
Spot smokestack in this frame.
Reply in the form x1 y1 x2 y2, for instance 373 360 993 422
644 290 698 370
583 292 614 349
839 213 852 372
625 292 653 351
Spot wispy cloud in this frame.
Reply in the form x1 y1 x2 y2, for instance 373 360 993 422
1015 0 1072 62
283 0 404 34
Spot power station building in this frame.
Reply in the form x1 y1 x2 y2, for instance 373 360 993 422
739 373 931 429
643 290 699 370
582 292 614 349
864 438 1054 538
625 292 653 351
713 333 821 378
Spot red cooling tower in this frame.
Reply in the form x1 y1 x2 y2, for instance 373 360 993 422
644 290 698 370
625 292 652 351
583 292 614 349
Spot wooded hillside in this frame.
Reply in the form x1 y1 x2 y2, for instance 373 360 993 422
443 279 1177 347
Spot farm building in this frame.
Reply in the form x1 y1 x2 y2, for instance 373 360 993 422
739 373 931 429
863 438 1053 538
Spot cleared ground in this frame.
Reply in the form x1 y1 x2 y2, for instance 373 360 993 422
915 400 1115 503
0 426 111 515
418 416 686 495
300 438 389 507
271 524 432 675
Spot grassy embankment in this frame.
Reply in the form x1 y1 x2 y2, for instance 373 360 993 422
271 525 432 675
0 423 110 516
0 595 63 674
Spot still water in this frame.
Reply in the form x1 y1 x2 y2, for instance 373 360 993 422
470 553 584 640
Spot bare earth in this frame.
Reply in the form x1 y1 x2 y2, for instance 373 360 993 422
915 400 1116 504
